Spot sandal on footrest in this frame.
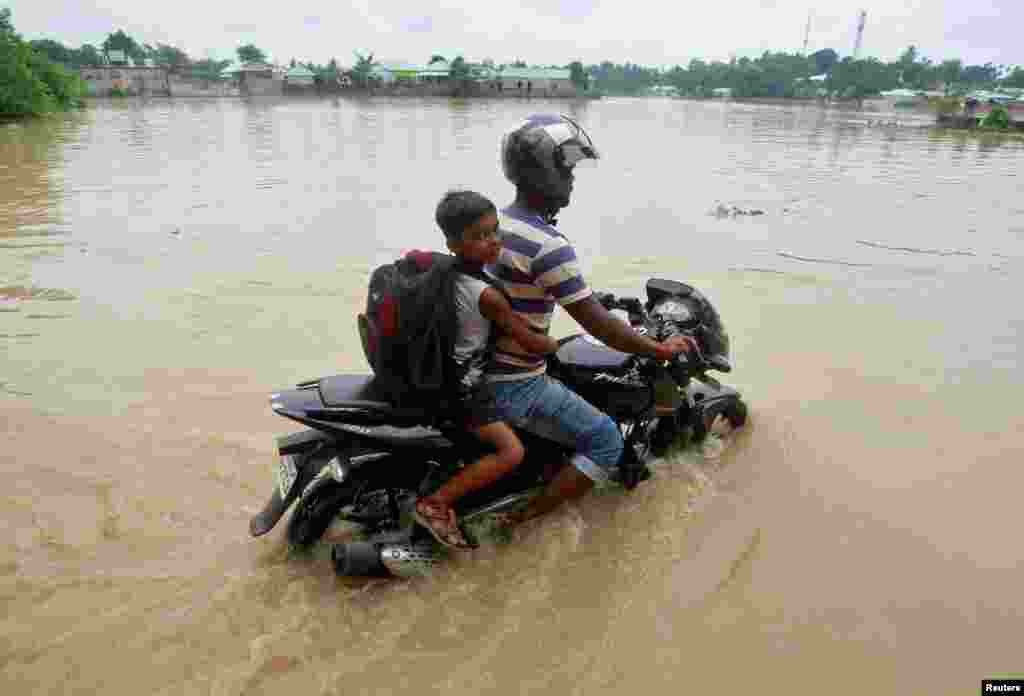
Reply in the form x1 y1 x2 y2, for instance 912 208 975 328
414 499 474 550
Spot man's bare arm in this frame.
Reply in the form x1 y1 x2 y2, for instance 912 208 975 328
564 295 685 361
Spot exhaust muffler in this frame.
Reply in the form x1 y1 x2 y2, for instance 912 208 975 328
332 541 446 578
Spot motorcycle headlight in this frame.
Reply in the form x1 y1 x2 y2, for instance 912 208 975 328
650 298 697 326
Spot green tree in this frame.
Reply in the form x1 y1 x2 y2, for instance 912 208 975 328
29 39 72 65
236 44 266 64
103 30 144 63
449 56 470 80
511 60 526 67
588 61 660 95
1003 67 1024 88
962 63 998 85
153 43 189 71
189 58 230 81
939 59 962 91
322 58 340 84
568 61 588 89
809 48 838 75
429 54 446 64
981 104 1010 129
897 45 933 89
828 57 897 98
351 51 377 86
75 44 101 66
0 9 84 117
29 50 84 108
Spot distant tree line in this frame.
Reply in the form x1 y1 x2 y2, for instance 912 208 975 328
13 8 1024 104
589 46 1024 98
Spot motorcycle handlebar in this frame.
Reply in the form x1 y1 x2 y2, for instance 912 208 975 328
596 291 708 377
596 290 727 386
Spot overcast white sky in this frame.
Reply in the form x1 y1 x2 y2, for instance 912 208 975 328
9 0 1023 68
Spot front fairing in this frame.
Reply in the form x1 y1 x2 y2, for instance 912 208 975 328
645 278 731 368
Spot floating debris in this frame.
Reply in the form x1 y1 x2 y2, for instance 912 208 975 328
729 267 788 275
0 382 33 396
711 204 765 219
0 285 77 301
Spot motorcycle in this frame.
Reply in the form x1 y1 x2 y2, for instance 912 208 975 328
249 278 747 578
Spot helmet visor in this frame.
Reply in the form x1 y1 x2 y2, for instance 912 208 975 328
559 139 600 169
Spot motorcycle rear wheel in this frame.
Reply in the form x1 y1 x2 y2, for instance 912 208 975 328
286 477 363 550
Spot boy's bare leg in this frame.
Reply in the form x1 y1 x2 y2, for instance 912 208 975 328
427 422 524 507
415 422 525 549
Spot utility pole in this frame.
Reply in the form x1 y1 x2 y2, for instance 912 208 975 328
802 10 813 55
853 10 867 59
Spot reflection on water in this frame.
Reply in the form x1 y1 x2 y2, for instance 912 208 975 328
1 97 1022 695
0 117 70 240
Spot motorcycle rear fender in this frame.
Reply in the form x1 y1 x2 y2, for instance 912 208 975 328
250 430 350 537
250 429 433 537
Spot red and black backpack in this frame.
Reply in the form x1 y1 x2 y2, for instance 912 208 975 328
358 250 489 414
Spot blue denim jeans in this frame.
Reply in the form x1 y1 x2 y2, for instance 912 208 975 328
486 374 624 486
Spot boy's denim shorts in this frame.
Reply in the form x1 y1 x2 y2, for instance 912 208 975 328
485 374 624 486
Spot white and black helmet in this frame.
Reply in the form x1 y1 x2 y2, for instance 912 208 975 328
501 114 599 209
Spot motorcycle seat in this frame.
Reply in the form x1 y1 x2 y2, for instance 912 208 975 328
317 374 434 425
309 374 450 446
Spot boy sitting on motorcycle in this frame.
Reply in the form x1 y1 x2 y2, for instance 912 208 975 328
412 190 560 549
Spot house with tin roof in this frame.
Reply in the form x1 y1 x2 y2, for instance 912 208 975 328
285 64 315 86
377 59 453 83
489 66 574 94
219 62 282 95
367 59 580 95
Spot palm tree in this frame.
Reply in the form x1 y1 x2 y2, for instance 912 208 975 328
351 51 377 87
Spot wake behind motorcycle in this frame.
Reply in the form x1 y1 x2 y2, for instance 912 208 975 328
249 278 747 578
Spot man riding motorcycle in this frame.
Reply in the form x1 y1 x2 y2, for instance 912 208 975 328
487 114 695 525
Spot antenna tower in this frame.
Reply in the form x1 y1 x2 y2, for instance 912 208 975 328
802 11 813 55
853 10 867 59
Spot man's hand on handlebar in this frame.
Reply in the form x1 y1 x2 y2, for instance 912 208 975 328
652 335 699 362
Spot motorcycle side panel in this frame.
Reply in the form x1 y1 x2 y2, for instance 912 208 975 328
550 336 652 420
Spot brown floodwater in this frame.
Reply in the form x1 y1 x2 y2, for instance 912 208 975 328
2 96 1022 695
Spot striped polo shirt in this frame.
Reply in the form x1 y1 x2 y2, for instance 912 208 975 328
486 206 592 381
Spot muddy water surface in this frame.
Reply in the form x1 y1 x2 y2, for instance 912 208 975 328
2 97 1022 695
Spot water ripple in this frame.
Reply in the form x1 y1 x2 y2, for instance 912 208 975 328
777 251 873 267
856 239 976 257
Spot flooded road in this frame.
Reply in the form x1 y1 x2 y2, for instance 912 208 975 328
2 96 1023 695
